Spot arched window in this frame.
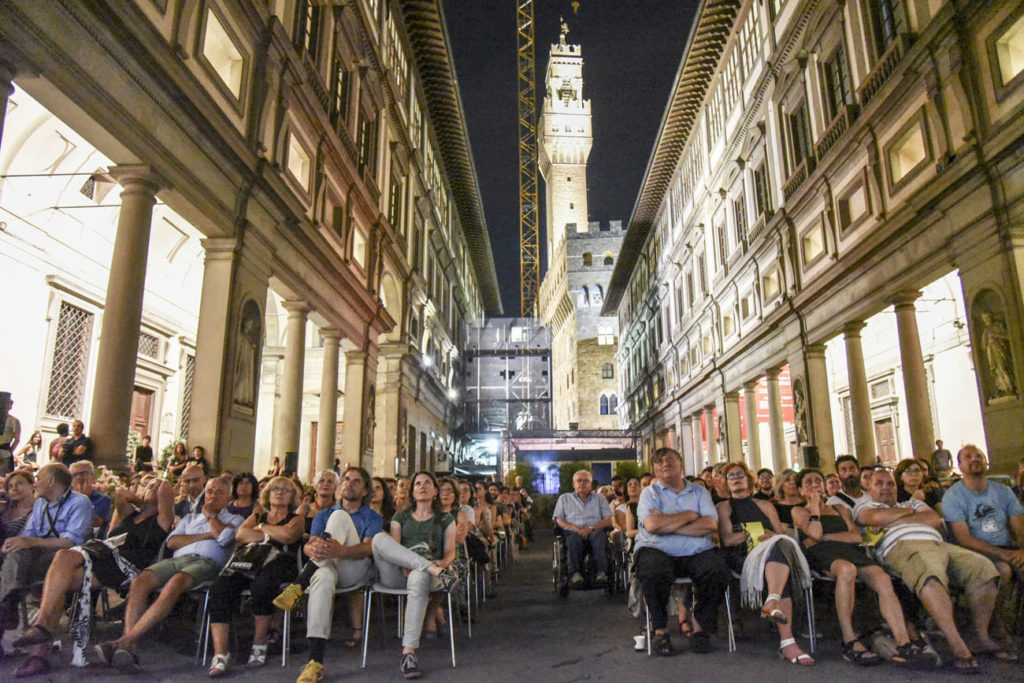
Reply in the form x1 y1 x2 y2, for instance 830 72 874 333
593 285 604 305
602 363 614 379
577 286 589 306
582 252 593 266
603 252 614 265
599 395 609 415
609 394 618 414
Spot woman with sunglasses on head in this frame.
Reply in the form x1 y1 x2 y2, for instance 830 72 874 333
207 476 305 676
716 462 813 666
371 471 460 679
792 469 925 667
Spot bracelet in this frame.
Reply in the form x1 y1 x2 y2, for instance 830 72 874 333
821 533 829 542
809 515 821 521
262 532 270 544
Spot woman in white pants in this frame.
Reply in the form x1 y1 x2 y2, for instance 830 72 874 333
371 471 459 679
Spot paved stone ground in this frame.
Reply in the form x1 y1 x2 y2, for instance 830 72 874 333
0 529 1020 681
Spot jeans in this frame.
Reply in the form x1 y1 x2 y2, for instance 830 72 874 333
563 528 608 575
306 510 375 640
371 532 441 650
634 546 731 633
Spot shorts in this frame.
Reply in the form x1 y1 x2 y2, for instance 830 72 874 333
882 539 999 596
145 554 221 587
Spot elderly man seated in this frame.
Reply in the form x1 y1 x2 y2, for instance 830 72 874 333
94 476 244 673
942 444 1023 658
553 469 613 587
854 468 1003 672
634 448 729 655
0 464 92 645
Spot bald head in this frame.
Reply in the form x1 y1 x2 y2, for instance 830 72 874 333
180 464 206 498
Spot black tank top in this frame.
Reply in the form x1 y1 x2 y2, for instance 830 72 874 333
797 511 848 544
111 511 169 569
260 510 300 554
729 496 773 528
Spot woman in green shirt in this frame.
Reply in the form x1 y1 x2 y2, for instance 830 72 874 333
371 470 459 679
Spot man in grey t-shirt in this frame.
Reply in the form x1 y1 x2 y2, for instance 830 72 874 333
552 469 613 586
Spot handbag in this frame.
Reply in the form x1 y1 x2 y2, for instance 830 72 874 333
220 541 279 578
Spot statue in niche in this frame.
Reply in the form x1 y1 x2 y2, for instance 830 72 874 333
792 379 808 445
232 300 262 410
973 290 1017 402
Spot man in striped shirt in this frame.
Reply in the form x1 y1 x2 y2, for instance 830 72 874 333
854 468 1001 671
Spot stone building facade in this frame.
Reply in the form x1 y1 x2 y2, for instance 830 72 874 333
537 23 622 431
0 0 501 478
605 0 1024 474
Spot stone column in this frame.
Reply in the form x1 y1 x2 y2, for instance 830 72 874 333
693 412 707 471
680 416 695 476
704 405 719 464
765 367 788 472
273 301 309 463
87 166 163 469
805 343 836 470
743 380 761 470
0 61 14 153
843 322 876 466
315 330 341 474
723 391 742 462
372 343 407 477
892 292 936 459
342 349 378 473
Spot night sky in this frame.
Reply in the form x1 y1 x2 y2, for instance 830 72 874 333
443 0 698 314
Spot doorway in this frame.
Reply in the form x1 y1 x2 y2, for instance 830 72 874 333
874 418 896 466
130 388 152 437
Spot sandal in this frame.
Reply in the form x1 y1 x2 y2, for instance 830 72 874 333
779 637 814 666
761 593 788 625
12 624 53 648
950 655 980 674
247 643 268 667
342 627 363 648
841 638 881 666
14 654 50 678
208 652 231 677
678 619 693 637
652 631 673 656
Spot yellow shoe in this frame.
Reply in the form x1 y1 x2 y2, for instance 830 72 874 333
273 583 304 611
296 659 324 683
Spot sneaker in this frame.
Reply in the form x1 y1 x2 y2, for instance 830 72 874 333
691 631 714 654
94 640 117 666
400 652 422 679
296 659 324 683
569 572 584 587
112 647 141 674
594 572 608 585
273 583 305 611
653 632 673 656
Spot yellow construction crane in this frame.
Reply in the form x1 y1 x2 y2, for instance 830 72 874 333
517 0 539 317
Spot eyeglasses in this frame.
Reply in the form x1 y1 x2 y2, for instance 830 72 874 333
725 471 747 480
181 478 202 484
439 488 455 494
903 467 922 474
71 471 92 478
269 486 292 494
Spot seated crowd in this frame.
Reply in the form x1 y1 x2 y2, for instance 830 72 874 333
597 444 1022 672
0 442 529 681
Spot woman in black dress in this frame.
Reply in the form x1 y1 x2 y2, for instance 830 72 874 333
716 462 813 666
772 469 804 527
792 469 923 666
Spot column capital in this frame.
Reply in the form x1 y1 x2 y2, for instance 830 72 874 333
842 321 866 338
765 365 784 379
891 290 923 309
281 299 311 316
743 379 759 391
805 342 827 358
724 390 740 400
345 349 369 363
319 328 342 343
199 237 239 261
108 164 168 194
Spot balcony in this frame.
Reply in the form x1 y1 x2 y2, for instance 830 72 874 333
782 157 813 202
856 34 911 109
747 213 768 243
814 103 859 161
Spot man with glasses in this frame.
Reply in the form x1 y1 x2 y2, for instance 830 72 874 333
173 464 206 519
553 469 613 587
0 464 92 643
634 448 729 656
279 467 382 683
70 460 112 538
95 476 244 673
854 468 1003 671
753 469 774 500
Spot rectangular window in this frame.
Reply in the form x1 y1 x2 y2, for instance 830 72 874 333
294 0 321 58
388 175 403 228
352 229 367 269
888 121 928 187
357 115 377 176
697 254 708 295
286 131 311 192
716 221 728 267
786 103 812 171
753 163 771 216
732 197 747 244
821 44 851 121
762 267 781 301
45 302 94 419
202 8 245 99
179 354 195 440
686 271 695 308
868 0 901 57
331 57 350 128
995 13 1024 87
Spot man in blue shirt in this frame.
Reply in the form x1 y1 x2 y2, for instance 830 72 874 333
634 448 729 656
94 476 244 673
70 460 112 538
280 466 382 683
0 463 92 637
553 469 614 586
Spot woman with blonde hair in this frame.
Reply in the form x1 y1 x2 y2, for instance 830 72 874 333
207 476 305 675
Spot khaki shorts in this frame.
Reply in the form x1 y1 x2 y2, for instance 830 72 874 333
145 554 221 587
883 539 999 596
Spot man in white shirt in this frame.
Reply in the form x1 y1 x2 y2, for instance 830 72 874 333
854 468 1002 671
826 455 871 510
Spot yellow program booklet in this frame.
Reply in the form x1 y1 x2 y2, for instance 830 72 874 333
742 521 765 553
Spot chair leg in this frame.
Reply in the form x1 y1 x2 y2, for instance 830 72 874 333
282 608 290 667
194 590 210 666
465 574 472 638
805 586 816 653
447 591 456 667
724 586 736 652
645 599 652 656
397 595 404 639
361 592 372 669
